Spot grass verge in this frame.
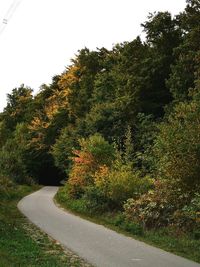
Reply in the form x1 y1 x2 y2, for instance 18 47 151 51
56 186 200 264
0 184 92 267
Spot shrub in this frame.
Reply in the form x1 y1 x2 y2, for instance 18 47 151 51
107 165 153 208
79 133 115 166
154 100 200 188
83 186 111 212
123 180 191 230
68 133 115 198
94 161 153 209
173 193 200 232
68 150 95 198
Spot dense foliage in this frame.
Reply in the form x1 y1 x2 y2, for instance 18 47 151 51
0 0 199 236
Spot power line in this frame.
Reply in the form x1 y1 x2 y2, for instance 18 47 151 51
0 0 22 36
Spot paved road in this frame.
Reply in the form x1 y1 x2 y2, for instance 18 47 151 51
18 187 200 267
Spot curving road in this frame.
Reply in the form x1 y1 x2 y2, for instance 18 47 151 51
18 187 200 267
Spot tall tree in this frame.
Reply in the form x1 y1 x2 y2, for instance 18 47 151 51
2 85 33 132
141 12 182 115
167 0 200 101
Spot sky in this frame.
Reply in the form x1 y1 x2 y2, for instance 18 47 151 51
0 0 186 111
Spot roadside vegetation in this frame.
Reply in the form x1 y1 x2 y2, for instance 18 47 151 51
56 185 200 263
0 0 200 264
0 176 91 267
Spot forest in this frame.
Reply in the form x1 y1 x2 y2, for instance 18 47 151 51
0 0 200 245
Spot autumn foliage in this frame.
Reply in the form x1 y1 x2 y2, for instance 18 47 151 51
0 0 200 236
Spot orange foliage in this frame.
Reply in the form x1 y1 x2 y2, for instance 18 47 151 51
68 149 98 198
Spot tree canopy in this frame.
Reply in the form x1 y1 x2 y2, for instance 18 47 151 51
0 0 200 235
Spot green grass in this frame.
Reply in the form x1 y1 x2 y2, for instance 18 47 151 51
56 186 200 264
0 184 91 267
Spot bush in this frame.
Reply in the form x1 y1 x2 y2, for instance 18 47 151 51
123 180 191 230
94 161 153 209
84 186 111 212
154 100 200 188
68 150 95 198
68 133 115 198
173 193 200 232
79 133 115 166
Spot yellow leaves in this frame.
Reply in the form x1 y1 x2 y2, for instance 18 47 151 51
27 78 70 150
174 101 198 120
28 116 48 131
58 65 80 90
42 82 70 122
27 115 48 150
45 100 58 120
94 165 109 188
18 94 32 103
10 108 20 117
44 89 68 120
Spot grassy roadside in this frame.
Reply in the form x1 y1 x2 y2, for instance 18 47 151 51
0 184 92 267
56 186 200 264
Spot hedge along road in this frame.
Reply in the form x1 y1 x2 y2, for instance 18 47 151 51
18 187 200 267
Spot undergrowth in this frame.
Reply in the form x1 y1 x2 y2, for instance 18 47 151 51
56 186 200 264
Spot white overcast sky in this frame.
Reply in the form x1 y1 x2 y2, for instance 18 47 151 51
0 0 186 111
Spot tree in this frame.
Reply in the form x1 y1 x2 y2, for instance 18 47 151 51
0 123 32 184
154 93 200 189
2 85 34 132
59 48 100 120
141 12 182 115
167 0 200 101
51 126 78 176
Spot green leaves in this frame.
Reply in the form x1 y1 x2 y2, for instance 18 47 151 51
154 97 200 188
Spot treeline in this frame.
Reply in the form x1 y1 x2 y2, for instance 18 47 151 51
0 0 200 234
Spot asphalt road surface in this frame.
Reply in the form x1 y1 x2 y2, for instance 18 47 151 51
18 186 200 267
